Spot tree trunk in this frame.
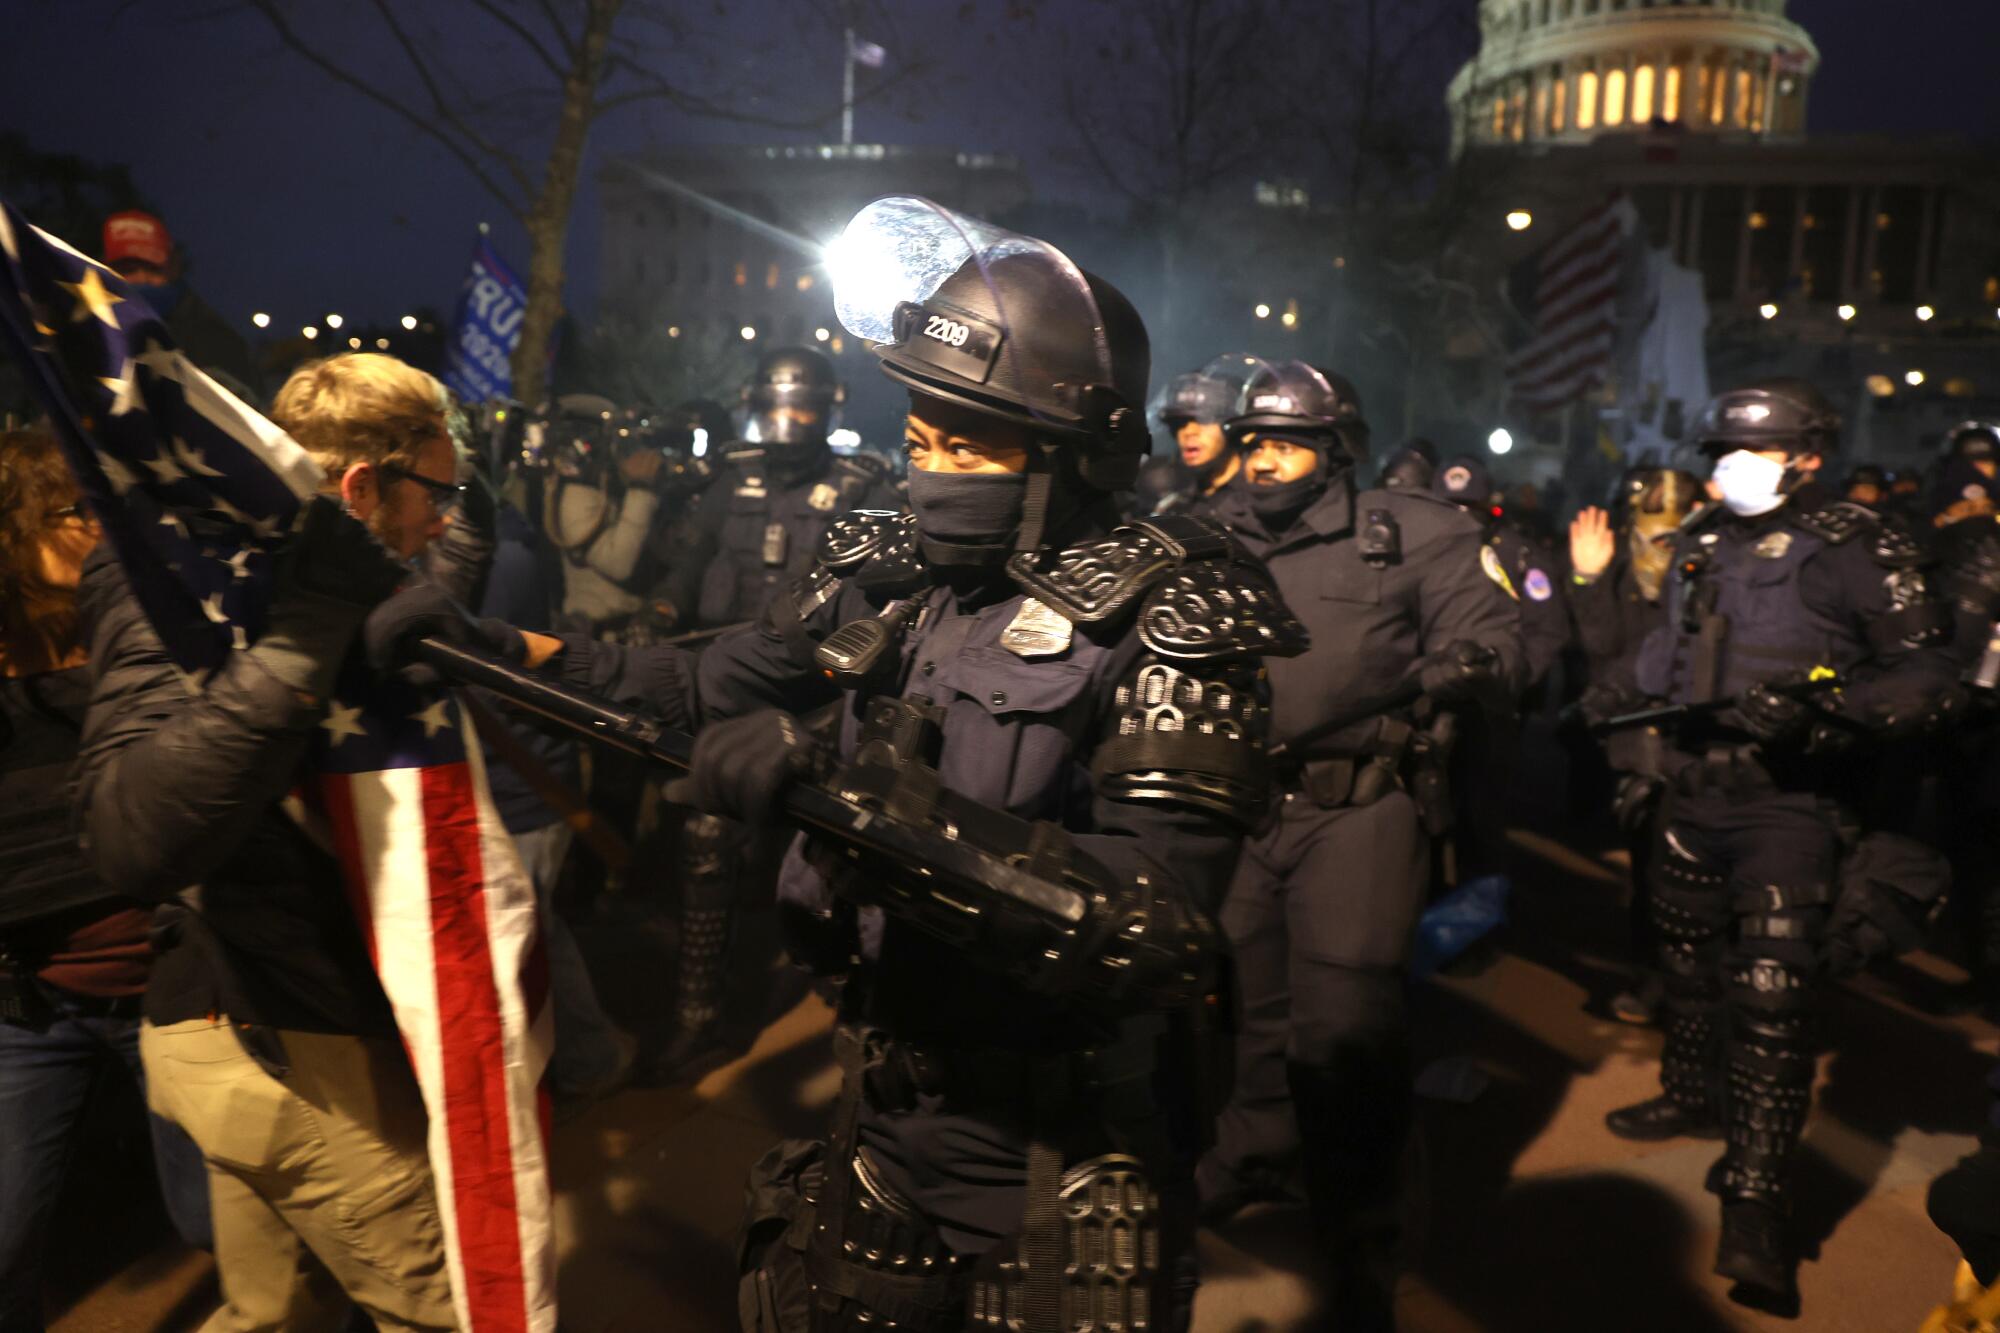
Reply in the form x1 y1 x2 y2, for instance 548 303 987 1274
510 0 622 407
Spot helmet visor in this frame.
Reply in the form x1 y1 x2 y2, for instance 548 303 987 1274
827 195 1118 436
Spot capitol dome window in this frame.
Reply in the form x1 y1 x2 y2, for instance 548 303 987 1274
1663 62 1683 120
1551 72 1568 130
1633 63 1656 122
1577 69 1599 129
1605 68 1627 125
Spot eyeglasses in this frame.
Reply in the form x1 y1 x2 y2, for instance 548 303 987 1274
379 466 467 506
47 504 89 526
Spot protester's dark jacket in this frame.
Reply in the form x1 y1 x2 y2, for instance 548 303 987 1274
71 548 393 1035
1568 555 1664 695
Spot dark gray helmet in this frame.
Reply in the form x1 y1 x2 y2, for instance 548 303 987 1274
1433 454 1494 507
741 347 841 449
1947 420 2000 463
1688 378 1841 457
829 195 1150 491
1224 358 1371 464
1158 363 1247 430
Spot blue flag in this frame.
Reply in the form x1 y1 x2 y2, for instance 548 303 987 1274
441 237 526 405
0 202 321 673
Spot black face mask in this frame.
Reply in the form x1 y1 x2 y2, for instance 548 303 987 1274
1244 435 1334 531
906 467 1028 567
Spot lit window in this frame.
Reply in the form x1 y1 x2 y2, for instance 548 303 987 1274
1551 73 1568 130
1733 68 1751 127
1946 377 1978 398
1604 68 1626 126
1633 64 1655 123
1801 213 1817 230
1876 212 1893 230
1984 276 1999 303
1577 70 1598 129
1707 64 1726 125
765 262 780 290
1492 96 1507 138
1747 211 1768 230
1864 374 1895 397
1533 80 1549 136
1663 64 1681 121
796 274 816 291
733 261 748 287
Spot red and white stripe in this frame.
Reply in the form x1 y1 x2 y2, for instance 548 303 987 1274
320 699 556 1333
1506 194 1637 413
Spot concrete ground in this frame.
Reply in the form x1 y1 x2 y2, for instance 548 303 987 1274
45 819 1993 1333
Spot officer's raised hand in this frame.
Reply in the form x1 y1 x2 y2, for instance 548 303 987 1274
1417 639 1502 706
664 709 824 824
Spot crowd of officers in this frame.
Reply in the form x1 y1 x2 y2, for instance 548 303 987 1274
7 195 2000 1333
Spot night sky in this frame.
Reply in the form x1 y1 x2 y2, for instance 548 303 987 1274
5 0 1999 343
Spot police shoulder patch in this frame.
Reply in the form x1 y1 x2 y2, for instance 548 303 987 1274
1524 567 1554 601
1789 501 1877 545
1481 543 1519 600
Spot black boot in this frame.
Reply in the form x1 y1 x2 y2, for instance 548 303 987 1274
1716 1197 1799 1317
1289 1053 1410 1333
1605 1094 1722 1141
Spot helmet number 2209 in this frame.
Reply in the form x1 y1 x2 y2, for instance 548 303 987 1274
922 314 972 348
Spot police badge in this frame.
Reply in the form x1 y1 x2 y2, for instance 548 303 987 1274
808 482 840 512
999 597 1074 657
1753 531 1793 559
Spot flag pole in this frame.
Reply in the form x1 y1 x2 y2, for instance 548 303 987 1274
841 26 856 146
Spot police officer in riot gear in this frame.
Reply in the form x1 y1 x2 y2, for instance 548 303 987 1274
1433 454 1568 688
1608 378 1959 1314
661 349 899 632
1135 359 1251 516
647 351 900 1079
1200 361 1525 1330
556 198 1302 1329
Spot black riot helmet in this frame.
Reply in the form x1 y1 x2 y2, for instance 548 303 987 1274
829 195 1151 496
741 347 842 450
1224 359 1372 465
1946 420 2000 464
1687 378 1842 458
1157 360 1249 432
1381 438 1438 491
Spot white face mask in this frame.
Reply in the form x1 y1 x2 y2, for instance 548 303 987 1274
1711 449 1788 517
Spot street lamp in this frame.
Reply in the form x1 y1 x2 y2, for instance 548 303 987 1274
667 325 681 338
1488 428 1514 455
251 311 270 329
1254 303 1271 319
1837 304 1857 321
348 336 362 349
740 325 757 340
1759 302 1779 320
814 326 831 342
1916 304 1936 322
400 315 418 331
375 337 390 350
1505 210 1533 231
301 325 319 340
325 313 344 330
1906 369 1926 386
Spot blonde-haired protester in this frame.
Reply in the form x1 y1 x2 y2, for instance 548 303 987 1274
0 427 212 1330
73 354 470 1332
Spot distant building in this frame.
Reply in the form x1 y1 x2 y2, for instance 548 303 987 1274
596 143 1028 439
1446 0 2000 472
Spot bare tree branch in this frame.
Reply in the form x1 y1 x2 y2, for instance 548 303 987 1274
461 0 572 82
240 0 532 216
367 0 536 198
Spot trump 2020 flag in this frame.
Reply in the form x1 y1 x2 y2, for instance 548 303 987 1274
0 202 557 1333
442 236 526 406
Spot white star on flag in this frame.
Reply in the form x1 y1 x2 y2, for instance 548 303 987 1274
224 548 253 580
95 448 139 496
158 511 187 537
143 450 187 485
200 592 228 624
410 699 455 739
170 435 226 477
99 359 142 416
321 702 367 745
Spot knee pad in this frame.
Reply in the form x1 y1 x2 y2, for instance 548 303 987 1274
970 1154 1188 1333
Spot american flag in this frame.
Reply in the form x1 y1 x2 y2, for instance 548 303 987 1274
0 202 556 1333
1504 193 1638 414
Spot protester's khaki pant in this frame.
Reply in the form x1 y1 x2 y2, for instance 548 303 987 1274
140 1018 457 1333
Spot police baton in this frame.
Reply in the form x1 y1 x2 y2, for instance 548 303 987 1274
413 637 1086 925
1265 678 1426 764
1586 671 1842 735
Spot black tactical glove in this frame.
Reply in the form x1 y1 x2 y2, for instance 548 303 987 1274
662 709 823 825
1931 1142 2000 1285
247 496 412 697
1417 640 1502 706
282 494 410 609
1578 680 1643 728
1734 677 1813 746
362 578 525 686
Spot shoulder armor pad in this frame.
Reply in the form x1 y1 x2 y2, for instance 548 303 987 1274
1138 559 1310 662
1788 501 1877 545
1007 515 1234 624
817 509 917 573
1868 515 1935 569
